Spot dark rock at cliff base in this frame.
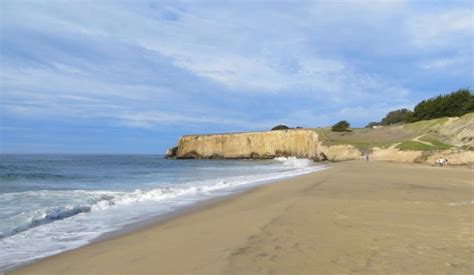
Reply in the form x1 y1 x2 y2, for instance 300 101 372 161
164 146 178 159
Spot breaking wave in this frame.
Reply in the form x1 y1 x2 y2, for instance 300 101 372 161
274 156 313 168
1 160 321 240
0 156 326 271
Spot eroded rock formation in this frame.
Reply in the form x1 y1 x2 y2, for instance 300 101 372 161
166 129 320 160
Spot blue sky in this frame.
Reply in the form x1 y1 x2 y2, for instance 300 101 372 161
1 0 472 153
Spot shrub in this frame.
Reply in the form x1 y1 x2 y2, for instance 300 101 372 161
331 120 350 132
271 125 289 130
381 109 413 125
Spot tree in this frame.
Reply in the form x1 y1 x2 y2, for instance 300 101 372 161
271 125 289 130
412 88 474 122
368 88 473 127
331 120 350 132
381 109 414 125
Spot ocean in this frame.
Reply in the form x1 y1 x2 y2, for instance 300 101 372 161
0 154 325 271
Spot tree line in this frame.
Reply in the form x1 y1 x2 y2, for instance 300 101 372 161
365 88 473 127
272 88 473 132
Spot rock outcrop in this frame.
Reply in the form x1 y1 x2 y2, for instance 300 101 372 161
401 113 474 148
437 114 474 148
370 147 423 163
164 113 473 166
426 149 474 166
316 144 362 162
164 146 178 159
166 129 320 160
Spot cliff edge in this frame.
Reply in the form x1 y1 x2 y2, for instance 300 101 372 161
165 113 473 166
166 129 320 160
316 113 473 166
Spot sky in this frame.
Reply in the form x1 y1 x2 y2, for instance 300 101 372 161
1 0 473 153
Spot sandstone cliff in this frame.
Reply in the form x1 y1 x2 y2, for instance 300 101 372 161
165 113 473 166
168 129 320 160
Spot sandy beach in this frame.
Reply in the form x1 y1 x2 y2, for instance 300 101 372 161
11 161 473 274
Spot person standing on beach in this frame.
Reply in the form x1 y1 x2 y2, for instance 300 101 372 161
365 155 369 162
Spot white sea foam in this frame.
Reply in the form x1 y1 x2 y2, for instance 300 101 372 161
274 156 313 168
447 201 474 206
0 160 326 271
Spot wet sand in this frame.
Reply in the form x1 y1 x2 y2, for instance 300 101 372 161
11 161 473 274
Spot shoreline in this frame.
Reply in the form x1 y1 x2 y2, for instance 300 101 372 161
4 163 328 273
93 162 329 242
92 176 284 243
10 160 473 274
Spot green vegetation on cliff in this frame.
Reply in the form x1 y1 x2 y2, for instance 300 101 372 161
411 89 473 122
396 140 451 151
381 109 413 125
396 141 433 151
373 89 473 126
317 112 473 152
325 88 474 153
271 125 290 130
331 120 350 132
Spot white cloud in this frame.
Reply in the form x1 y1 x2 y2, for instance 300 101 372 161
407 8 473 48
1 0 471 133
58 95 102 102
117 111 276 130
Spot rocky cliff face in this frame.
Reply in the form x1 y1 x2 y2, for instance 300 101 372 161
167 129 320 160
165 114 473 166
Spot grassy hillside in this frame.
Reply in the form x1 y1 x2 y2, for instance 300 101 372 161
315 112 473 152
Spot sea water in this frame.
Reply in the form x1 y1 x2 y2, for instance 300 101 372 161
0 154 326 271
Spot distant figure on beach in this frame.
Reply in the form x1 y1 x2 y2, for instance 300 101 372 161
365 155 369 162
436 158 447 167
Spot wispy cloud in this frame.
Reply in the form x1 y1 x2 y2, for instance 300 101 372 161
407 8 473 48
1 0 472 152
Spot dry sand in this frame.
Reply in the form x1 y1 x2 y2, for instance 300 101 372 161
11 161 473 274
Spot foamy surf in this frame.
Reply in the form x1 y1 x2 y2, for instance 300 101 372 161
0 155 326 271
274 156 314 168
